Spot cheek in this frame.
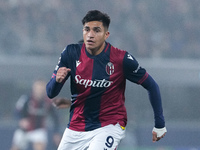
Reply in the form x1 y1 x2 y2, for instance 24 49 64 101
83 33 87 41
98 33 106 41
102 35 107 42
83 32 86 38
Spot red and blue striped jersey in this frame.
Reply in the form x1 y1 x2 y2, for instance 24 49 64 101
46 42 165 131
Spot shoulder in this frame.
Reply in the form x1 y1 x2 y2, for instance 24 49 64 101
109 45 127 60
123 51 140 69
67 43 82 50
109 44 138 65
66 43 83 58
110 45 127 54
63 44 82 54
60 44 82 60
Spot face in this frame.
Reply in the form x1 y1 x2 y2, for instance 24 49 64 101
32 81 46 100
83 21 110 55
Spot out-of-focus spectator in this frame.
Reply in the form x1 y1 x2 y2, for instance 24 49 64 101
10 79 61 150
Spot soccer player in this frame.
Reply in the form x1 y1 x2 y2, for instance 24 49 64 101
46 10 167 150
10 80 62 150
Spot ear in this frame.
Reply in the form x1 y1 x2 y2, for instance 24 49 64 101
105 31 110 40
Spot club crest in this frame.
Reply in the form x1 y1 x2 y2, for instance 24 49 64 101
106 62 114 75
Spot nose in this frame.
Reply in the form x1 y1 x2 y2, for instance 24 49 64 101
87 30 94 38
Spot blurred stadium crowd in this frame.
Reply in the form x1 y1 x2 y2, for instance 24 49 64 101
1 0 200 58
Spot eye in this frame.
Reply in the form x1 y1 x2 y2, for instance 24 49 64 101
84 27 90 32
94 28 101 33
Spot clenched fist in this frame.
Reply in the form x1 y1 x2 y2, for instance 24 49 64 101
56 67 71 83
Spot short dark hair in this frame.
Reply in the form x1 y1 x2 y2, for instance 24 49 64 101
82 10 110 29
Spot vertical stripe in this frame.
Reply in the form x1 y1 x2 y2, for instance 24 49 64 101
68 44 94 131
99 46 127 127
84 44 110 131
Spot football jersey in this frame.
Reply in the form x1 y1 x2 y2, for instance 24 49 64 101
47 42 163 131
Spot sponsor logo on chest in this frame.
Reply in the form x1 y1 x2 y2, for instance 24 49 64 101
75 75 113 88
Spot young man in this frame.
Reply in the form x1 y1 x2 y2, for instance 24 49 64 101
46 10 167 150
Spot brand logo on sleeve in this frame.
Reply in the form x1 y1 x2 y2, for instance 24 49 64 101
127 54 134 60
76 60 81 67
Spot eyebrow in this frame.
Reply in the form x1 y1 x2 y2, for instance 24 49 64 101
93 27 101 30
84 26 102 30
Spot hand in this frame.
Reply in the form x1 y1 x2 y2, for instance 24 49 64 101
56 67 71 83
52 97 71 109
152 127 167 142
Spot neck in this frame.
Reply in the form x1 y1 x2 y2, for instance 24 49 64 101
87 42 106 56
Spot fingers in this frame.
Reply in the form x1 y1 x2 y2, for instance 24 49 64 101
152 131 166 142
152 127 167 142
56 67 71 83
152 131 157 142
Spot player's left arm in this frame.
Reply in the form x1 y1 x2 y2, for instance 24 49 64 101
141 74 167 142
123 52 166 142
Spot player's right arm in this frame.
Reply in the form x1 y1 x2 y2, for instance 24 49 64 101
46 47 71 99
56 67 71 83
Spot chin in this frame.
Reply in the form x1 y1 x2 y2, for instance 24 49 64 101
86 45 95 50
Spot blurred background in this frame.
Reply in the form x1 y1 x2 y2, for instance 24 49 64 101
0 0 200 149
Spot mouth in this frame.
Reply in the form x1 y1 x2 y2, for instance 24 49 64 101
86 40 95 45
